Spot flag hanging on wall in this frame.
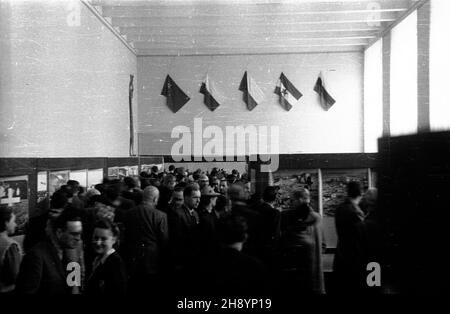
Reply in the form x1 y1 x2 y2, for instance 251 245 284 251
129 74 135 156
161 75 190 113
274 72 303 111
239 71 265 111
314 71 336 111
199 74 224 111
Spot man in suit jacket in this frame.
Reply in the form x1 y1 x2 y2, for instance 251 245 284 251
15 210 83 294
256 186 281 268
333 181 366 293
124 186 168 294
169 183 201 272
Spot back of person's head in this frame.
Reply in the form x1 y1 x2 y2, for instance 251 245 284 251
123 176 137 190
183 183 200 198
217 215 248 245
67 180 79 188
215 194 228 212
227 183 246 202
168 165 175 172
143 185 159 204
0 205 13 233
151 165 159 173
104 185 120 202
66 180 80 194
94 183 105 194
163 174 176 187
347 181 363 199
50 190 69 209
263 186 277 203
59 185 73 198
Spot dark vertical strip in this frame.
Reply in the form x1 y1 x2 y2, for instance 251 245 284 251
29 159 38 218
129 75 135 156
382 33 391 137
417 1 431 132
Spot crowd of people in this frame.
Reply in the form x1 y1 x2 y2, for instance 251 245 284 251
0 165 382 296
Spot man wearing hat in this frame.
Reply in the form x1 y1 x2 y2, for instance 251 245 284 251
198 174 210 190
197 186 222 259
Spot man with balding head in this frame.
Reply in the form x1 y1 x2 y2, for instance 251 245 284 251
229 183 261 256
123 186 169 295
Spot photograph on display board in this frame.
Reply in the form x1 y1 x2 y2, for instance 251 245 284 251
272 169 319 212
108 167 119 178
87 169 104 189
128 166 138 176
0 175 29 235
141 164 163 174
69 169 87 188
118 166 129 178
322 169 368 217
37 171 48 203
49 170 69 195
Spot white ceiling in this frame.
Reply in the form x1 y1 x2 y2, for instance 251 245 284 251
87 0 421 56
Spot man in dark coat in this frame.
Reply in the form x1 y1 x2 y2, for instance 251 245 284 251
228 183 261 256
169 183 201 272
256 186 281 262
333 181 366 293
15 210 83 294
124 186 169 295
201 215 268 296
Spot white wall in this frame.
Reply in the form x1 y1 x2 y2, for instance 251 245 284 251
430 0 450 131
390 11 418 137
137 52 364 155
0 0 137 157
363 39 383 152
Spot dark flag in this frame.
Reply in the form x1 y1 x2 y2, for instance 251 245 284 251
314 71 336 110
239 71 265 111
161 75 190 113
200 74 224 111
129 74 135 156
274 72 303 111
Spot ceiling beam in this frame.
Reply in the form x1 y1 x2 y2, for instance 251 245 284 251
111 16 396 27
132 39 370 49
119 25 383 36
93 0 413 11
101 6 408 18
136 45 365 57
366 0 430 49
125 31 378 41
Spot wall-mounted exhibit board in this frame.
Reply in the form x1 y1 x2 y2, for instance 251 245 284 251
0 157 164 219
249 153 377 249
37 171 48 203
87 169 104 189
49 170 70 195
0 175 29 236
272 169 319 212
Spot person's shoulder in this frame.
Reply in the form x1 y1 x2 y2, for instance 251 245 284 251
108 251 125 264
27 240 53 257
